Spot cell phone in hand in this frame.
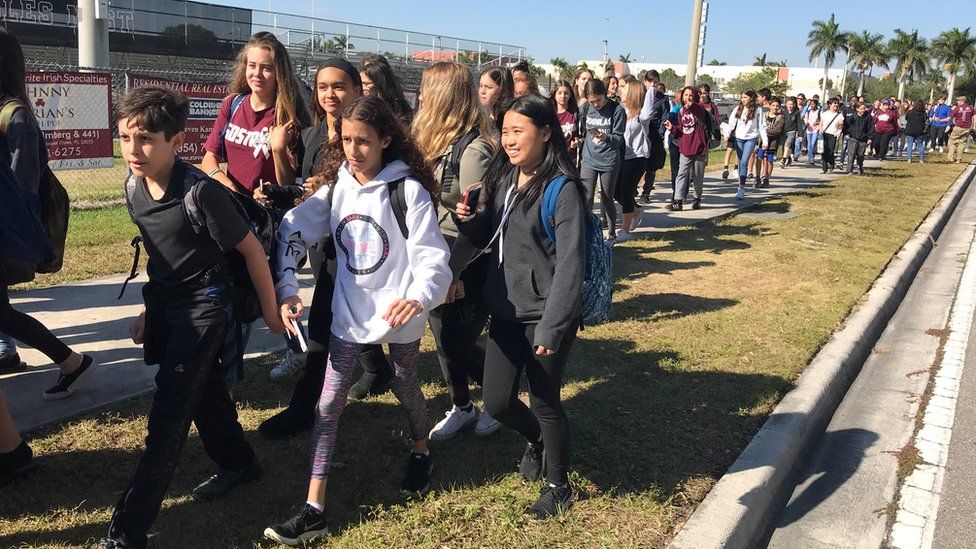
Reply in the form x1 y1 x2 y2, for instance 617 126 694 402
462 182 482 208
286 309 308 353
587 128 601 137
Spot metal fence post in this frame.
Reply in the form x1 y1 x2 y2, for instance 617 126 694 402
345 25 350 58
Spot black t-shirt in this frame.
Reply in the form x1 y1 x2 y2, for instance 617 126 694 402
129 159 250 325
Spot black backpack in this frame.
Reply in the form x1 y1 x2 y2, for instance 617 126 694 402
0 101 70 277
121 161 278 323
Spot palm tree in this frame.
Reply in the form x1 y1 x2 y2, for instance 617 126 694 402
888 29 929 100
618 53 633 63
847 31 888 97
807 14 849 100
707 59 727 66
753 52 767 66
931 27 976 101
550 57 574 80
919 64 945 103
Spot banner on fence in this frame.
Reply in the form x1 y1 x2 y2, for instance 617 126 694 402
26 72 114 171
130 75 230 163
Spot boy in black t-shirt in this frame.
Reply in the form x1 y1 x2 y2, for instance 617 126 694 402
99 86 285 549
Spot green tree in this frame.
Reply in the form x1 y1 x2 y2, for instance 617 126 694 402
722 67 787 96
931 27 976 101
888 28 929 100
707 59 727 66
618 53 633 63
315 35 354 55
659 68 684 92
696 73 716 90
807 14 849 100
550 57 575 80
847 30 888 97
753 52 767 66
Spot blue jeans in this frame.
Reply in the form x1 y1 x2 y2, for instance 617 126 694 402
793 134 804 157
806 131 820 162
907 135 925 162
733 138 758 185
0 331 16 357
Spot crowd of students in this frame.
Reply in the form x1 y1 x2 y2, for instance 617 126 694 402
1 25 975 547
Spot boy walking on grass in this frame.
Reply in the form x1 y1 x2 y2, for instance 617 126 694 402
98 86 284 549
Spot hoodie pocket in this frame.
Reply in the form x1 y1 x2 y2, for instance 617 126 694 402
334 285 399 341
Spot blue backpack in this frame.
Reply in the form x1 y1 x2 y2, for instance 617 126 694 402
540 175 613 326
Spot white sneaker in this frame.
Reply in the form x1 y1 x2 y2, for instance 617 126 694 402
270 350 304 380
630 207 643 232
429 404 478 440
475 411 502 436
735 187 745 200
939 146 944 153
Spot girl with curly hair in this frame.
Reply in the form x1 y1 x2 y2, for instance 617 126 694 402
265 95 452 546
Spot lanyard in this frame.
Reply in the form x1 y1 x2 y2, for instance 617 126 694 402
493 185 517 266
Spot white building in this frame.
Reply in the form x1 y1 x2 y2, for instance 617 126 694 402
537 60 848 99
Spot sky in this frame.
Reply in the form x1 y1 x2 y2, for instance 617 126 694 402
207 0 960 68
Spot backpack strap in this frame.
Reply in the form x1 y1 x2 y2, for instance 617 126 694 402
540 175 570 244
387 177 409 239
217 93 248 160
447 129 480 188
0 101 21 134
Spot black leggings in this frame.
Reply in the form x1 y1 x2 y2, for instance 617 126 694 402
286 257 388 415
482 317 578 486
821 133 838 170
615 157 647 214
0 261 71 364
428 257 488 407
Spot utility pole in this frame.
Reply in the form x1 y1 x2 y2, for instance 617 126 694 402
78 0 109 69
684 0 705 87
603 39 609 76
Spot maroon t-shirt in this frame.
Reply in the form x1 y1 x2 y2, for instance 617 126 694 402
952 104 975 129
873 110 898 134
557 110 577 152
203 94 278 194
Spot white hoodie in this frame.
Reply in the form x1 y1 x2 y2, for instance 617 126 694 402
276 160 452 344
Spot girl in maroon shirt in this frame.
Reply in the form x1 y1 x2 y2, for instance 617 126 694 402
548 79 579 156
665 86 711 211
202 32 311 196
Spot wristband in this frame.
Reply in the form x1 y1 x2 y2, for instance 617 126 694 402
207 168 221 178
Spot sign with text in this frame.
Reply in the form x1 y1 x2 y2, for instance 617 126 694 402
26 71 113 170
130 75 229 163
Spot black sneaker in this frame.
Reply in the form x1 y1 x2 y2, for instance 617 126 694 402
639 193 651 205
526 483 575 519
761 176 770 188
0 352 26 375
667 200 683 212
348 369 393 400
192 459 262 502
519 441 546 482
721 167 729 180
42 354 94 400
94 538 127 549
0 440 39 485
258 407 314 439
692 198 702 210
264 504 328 546
400 452 432 495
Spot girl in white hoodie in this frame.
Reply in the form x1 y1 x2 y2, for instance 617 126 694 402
265 96 452 546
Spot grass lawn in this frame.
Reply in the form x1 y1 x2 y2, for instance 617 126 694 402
2 154 973 548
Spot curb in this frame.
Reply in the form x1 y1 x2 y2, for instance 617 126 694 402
669 161 976 549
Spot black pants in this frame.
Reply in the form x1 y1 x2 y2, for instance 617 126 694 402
108 319 254 548
669 140 681 197
928 125 948 148
821 133 838 170
482 317 578 486
428 257 488 407
615 157 647 214
0 260 71 364
287 257 389 415
875 131 895 160
642 132 665 196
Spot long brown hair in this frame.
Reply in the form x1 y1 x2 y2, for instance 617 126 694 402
412 62 494 164
317 96 438 206
229 32 311 129
735 89 758 121
620 75 645 119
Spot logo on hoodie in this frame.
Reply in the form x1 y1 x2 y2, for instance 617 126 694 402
335 213 390 275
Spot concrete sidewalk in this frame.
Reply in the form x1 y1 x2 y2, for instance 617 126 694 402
0 159 852 432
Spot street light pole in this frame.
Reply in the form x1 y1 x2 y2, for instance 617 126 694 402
685 0 704 87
